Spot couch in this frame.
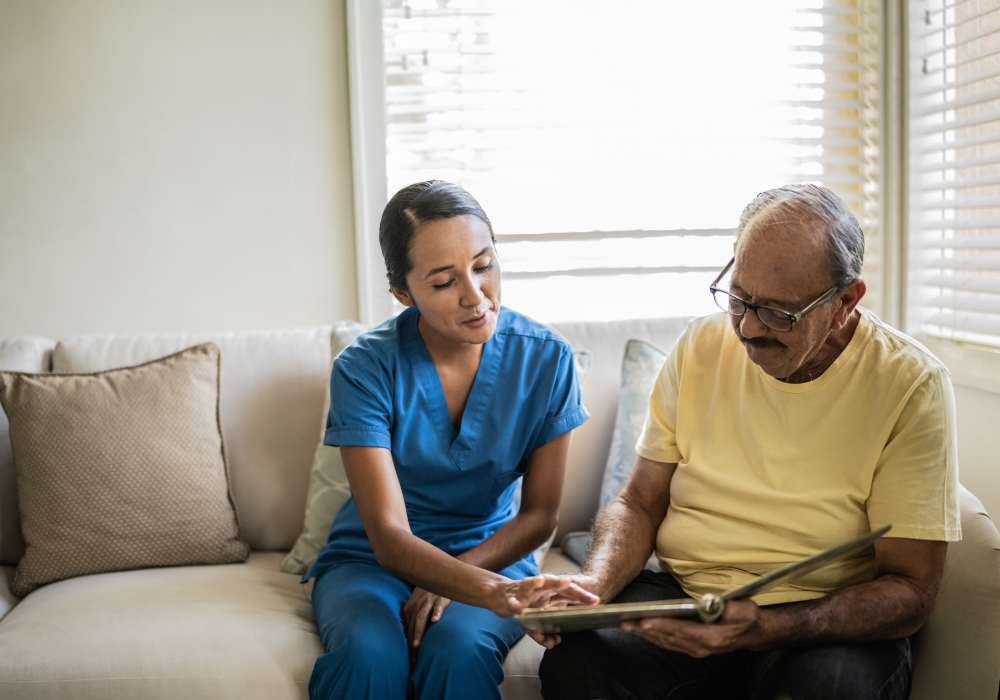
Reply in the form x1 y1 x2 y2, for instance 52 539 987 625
0 318 997 700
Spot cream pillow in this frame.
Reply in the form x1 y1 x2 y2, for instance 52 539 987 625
0 343 249 596
281 324 365 575
560 339 665 567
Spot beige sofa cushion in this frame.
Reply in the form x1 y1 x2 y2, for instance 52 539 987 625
0 553 319 700
53 327 335 551
0 344 249 596
0 337 55 566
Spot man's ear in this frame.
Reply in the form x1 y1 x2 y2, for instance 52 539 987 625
391 287 414 308
835 279 867 326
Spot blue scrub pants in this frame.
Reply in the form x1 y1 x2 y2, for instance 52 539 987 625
308 560 528 700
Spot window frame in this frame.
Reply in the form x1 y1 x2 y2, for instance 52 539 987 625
347 0 393 325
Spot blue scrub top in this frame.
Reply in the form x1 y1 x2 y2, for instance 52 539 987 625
304 305 589 581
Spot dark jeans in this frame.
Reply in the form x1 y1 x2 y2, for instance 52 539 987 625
539 570 911 700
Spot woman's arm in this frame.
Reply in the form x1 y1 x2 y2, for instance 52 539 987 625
341 443 593 617
455 432 571 572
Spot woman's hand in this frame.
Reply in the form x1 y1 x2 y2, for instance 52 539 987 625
488 573 600 620
403 587 451 651
519 574 603 649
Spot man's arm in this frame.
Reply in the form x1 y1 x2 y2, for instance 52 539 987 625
762 537 946 643
623 536 947 657
580 457 676 601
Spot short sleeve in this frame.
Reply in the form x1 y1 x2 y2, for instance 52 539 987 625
867 368 962 542
323 349 393 449
532 345 589 449
635 333 684 465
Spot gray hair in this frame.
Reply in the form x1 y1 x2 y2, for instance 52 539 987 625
736 183 864 289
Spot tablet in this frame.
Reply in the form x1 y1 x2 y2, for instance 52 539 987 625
515 597 700 634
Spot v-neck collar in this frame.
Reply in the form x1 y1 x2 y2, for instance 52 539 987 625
402 306 506 468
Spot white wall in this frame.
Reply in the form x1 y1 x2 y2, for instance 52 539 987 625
0 0 357 338
954 385 1000 520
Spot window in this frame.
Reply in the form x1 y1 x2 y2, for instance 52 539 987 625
908 0 1000 349
350 1 883 324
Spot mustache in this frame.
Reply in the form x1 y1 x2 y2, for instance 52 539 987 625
738 335 785 350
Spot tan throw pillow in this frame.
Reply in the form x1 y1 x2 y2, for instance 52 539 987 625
0 343 249 597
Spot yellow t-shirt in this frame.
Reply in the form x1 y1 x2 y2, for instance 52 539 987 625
635 309 962 605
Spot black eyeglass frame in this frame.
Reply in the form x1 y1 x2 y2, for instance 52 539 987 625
708 257 842 333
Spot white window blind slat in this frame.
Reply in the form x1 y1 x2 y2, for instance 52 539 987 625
919 274 1000 295
917 7 1000 38
381 0 882 322
925 311 1000 338
912 86 1000 116
909 233 1000 247
923 294 1000 314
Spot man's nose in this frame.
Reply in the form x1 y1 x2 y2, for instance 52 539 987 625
739 309 768 339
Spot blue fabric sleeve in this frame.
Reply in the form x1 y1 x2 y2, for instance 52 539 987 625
324 349 393 449
533 345 589 450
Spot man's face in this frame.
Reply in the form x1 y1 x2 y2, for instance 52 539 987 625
727 218 839 380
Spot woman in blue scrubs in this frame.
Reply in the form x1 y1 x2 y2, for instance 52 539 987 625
304 181 596 700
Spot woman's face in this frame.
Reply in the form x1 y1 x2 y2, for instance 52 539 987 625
395 214 501 346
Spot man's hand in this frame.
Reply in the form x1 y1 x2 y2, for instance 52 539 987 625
522 574 603 650
620 598 764 657
403 587 451 651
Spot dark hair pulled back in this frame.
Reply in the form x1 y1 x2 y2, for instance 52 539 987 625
379 180 494 291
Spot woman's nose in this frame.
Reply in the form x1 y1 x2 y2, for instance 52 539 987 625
460 274 485 307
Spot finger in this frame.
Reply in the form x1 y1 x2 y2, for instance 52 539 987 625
431 597 450 622
506 595 523 614
410 597 436 648
552 583 600 604
526 629 562 649
629 619 717 657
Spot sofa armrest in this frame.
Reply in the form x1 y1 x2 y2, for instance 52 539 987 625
910 486 1000 700
0 566 17 622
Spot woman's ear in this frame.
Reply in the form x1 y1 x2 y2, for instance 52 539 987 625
391 287 414 308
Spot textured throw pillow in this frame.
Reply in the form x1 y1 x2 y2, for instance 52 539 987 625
281 323 366 575
0 343 249 596
561 338 666 566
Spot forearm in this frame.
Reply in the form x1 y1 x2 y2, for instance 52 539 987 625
457 508 557 572
582 497 658 601
372 525 508 608
755 574 936 649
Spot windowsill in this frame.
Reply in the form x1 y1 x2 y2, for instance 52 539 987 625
919 336 1000 395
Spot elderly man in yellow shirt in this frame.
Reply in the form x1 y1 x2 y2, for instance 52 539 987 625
538 184 961 700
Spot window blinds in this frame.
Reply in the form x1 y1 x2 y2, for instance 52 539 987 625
909 0 1000 347
381 0 882 322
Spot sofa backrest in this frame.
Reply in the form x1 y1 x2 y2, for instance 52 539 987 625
0 338 57 566
0 317 691 559
550 317 689 537
5 329 335 554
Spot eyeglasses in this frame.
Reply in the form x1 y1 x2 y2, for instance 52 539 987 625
708 257 841 333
